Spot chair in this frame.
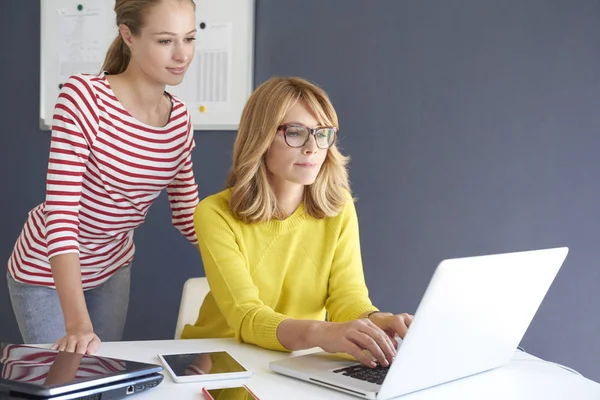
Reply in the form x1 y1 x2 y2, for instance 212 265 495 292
174 277 210 339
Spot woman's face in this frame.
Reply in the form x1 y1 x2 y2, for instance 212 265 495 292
264 101 330 190
124 0 196 86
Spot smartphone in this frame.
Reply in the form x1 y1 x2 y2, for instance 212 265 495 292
157 351 253 383
202 385 260 400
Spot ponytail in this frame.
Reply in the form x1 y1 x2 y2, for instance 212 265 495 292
101 35 131 75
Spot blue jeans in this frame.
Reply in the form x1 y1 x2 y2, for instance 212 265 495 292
7 265 131 344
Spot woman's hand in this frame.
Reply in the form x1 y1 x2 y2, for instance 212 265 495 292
367 312 413 341
51 324 101 355
314 319 398 368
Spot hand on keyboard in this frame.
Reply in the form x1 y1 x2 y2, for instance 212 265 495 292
314 318 397 368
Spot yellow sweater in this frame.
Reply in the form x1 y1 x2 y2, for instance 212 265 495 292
181 189 378 351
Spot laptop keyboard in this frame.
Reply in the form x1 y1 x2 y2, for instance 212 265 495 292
333 364 390 385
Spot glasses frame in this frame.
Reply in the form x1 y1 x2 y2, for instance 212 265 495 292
277 123 338 149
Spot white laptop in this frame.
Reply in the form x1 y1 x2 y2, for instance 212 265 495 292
270 247 568 399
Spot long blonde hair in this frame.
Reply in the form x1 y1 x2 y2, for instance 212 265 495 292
227 77 351 223
101 0 195 75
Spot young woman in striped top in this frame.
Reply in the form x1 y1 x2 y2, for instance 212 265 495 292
6 0 199 354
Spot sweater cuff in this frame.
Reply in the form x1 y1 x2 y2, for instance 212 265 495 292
259 312 290 352
347 305 380 322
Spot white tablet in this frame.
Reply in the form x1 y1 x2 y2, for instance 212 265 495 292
157 351 253 383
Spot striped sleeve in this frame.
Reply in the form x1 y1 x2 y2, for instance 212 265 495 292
166 118 199 244
43 75 97 258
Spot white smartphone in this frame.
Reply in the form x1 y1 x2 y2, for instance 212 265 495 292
157 351 253 383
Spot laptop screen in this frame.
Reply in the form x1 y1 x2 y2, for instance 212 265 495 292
0 344 161 396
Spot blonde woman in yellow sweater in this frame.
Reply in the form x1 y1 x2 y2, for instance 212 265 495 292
182 77 413 368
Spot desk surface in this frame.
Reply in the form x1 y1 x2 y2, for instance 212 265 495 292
90 339 599 400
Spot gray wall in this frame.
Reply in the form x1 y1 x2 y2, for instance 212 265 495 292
1 0 599 381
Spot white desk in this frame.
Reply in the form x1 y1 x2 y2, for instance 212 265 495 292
92 339 600 400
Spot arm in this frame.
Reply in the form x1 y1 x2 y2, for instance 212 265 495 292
167 123 200 245
51 254 93 336
194 200 289 351
325 199 414 343
276 199 395 361
325 199 379 322
276 319 324 350
44 75 100 353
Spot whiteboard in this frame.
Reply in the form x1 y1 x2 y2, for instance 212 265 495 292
39 0 255 131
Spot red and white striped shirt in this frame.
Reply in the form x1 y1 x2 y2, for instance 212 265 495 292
7 73 199 289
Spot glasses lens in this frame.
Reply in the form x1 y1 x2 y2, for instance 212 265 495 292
315 128 336 148
284 126 309 147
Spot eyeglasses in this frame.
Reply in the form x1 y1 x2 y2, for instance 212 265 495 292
278 124 337 149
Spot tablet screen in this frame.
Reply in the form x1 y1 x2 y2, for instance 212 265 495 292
160 352 246 377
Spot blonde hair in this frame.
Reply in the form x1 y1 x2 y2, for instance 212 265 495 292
227 77 351 223
101 0 195 75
